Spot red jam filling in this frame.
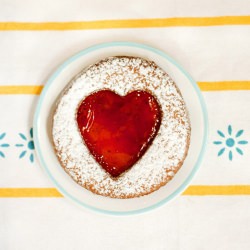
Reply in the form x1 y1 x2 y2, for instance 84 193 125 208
76 90 162 177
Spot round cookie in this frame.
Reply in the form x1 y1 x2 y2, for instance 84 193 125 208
52 56 191 198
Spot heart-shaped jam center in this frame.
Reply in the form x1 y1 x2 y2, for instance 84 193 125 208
76 90 162 177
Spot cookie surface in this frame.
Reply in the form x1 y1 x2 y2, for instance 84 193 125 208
52 56 191 198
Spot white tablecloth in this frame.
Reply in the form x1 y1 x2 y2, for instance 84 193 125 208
1 0 250 249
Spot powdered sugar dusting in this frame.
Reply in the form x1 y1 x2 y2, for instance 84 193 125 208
52 56 191 198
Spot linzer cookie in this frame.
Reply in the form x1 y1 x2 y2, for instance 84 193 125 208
52 56 191 198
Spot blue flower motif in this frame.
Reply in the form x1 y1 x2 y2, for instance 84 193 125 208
213 125 248 161
15 128 35 163
0 133 10 158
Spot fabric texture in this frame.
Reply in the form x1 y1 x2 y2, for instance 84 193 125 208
0 0 250 249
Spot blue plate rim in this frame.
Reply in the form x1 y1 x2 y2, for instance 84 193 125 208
33 41 208 216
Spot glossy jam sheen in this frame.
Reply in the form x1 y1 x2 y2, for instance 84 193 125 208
76 90 162 177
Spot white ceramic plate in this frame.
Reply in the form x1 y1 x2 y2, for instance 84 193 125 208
33 42 208 215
